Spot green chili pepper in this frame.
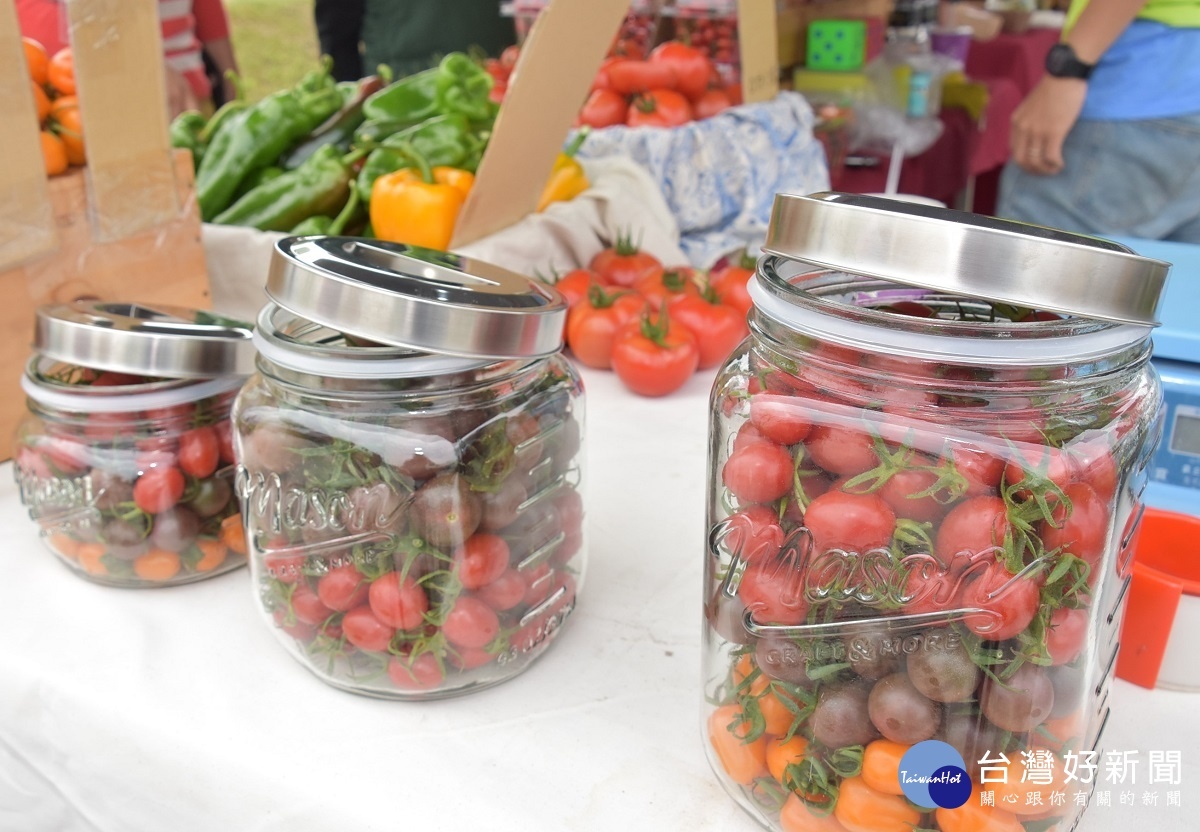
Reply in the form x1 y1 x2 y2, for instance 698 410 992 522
289 186 364 236
362 67 441 124
434 53 495 123
356 114 474 201
169 110 207 169
282 75 387 171
354 118 417 147
290 216 333 235
212 145 356 232
234 165 285 200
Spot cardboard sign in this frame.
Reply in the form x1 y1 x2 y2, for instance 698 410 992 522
739 0 781 104
451 0 632 247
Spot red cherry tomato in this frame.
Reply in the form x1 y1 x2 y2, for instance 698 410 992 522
959 563 1040 641
476 568 528 611
132 467 185 514
722 440 794 504
589 234 663 288
453 533 511 590
805 424 880 477
388 652 445 689
1039 482 1110 568
342 605 395 652
749 393 812 446
634 266 701 311
804 490 897 553
610 310 700 397
723 504 785 564
1045 607 1088 665
291 584 335 626
709 252 756 318
317 564 370 612
935 496 1010 566
877 467 948 524
368 572 429 629
442 595 501 649
566 287 646 369
178 426 220 478
669 291 748 369
738 557 808 625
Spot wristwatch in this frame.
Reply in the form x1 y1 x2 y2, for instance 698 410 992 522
1045 43 1095 80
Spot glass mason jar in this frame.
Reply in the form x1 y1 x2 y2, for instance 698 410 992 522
14 302 255 587
234 238 585 699
702 195 1169 832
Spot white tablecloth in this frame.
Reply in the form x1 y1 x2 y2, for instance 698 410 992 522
1 367 1197 832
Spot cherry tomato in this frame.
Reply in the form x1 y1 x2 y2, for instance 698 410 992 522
610 310 699 397
1004 444 1074 502
834 776 921 832
804 490 896 553
177 426 220 478
749 394 812 446
877 467 947 524
634 266 701 311
950 444 1005 497
805 424 879 477
709 251 756 318
589 235 663 288
453 533 511 590
291 583 335 625
959 563 1040 641
47 48 75 96
132 467 185 514
738 557 808 626
566 287 645 369
936 790 1024 832
722 440 793 504
552 268 604 309
606 58 677 95
23 37 49 86
1067 437 1118 504
861 739 908 796
476 568 527 611
317 563 370 612
627 89 693 128
1040 482 1110 568
214 419 237 464
670 291 747 369
579 88 628 129
935 496 1009 566
368 572 429 629
1045 606 1088 665
342 605 395 652
442 595 501 649
723 504 784 564
388 652 445 690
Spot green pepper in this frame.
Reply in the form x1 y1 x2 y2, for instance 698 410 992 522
356 114 474 201
234 165 285 200
290 216 333 235
212 145 355 232
289 185 365 236
196 70 342 221
354 118 418 147
362 66 441 124
434 53 495 123
169 110 207 170
282 75 387 170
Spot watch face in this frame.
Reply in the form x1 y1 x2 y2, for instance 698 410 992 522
1047 43 1092 79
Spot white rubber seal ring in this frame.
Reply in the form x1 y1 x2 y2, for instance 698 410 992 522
22 374 246 414
251 327 491 379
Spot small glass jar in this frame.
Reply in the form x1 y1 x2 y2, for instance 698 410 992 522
702 195 1169 831
234 237 585 699
14 303 255 587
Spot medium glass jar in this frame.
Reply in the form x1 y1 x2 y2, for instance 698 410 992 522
14 303 255 587
234 238 585 699
702 195 1169 832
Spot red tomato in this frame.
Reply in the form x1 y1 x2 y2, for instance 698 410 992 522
553 268 605 309
749 394 812 446
388 652 445 689
1067 438 1118 504
1039 482 1110 567
959 563 1040 641
670 292 748 369
648 41 713 100
1045 607 1088 665
132 467 185 514
443 595 501 649
709 252 756 318
566 287 646 369
935 496 1009 566
368 572 429 629
592 56 622 91
1005 444 1074 501
723 505 784 564
627 89 693 128
606 58 677 95
453 533 511 589
341 605 395 652
317 563 370 611
476 568 527 611
590 234 663 288
500 44 521 72
951 444 1005 497
877 467 947 524
579 88 628 129
610 310 700 397
634 266 701 311
214 420 237 464
722 440 794 504
178 426 220 478
805 424 879 477
725 81 743 106
291 583 334 625
37 437 89 475
693 88 732 119
804 490 896 552
738 557 808 625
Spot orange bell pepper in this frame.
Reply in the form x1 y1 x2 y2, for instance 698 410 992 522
369 142 475 250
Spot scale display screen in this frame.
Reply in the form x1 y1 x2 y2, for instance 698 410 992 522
1169 407 1200 458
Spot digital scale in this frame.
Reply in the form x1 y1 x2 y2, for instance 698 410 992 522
1113 237 1200 518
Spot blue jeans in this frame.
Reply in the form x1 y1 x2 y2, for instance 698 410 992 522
997 112 1200 243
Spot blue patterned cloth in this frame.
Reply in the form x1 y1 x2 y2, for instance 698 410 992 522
574 92 831 268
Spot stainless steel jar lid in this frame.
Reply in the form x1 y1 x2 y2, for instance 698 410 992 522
763 192 1171 326
34 301 257 378
266 237 568 359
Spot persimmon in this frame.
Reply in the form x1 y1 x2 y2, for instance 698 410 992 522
40 131 68 176
49 96 85 165
32 81 51 123
47 48 75 96
23 37 49 86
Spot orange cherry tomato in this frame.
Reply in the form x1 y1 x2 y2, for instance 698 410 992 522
23 37 49 86
49 98 86 166
991 758 1070 817
76 543 107 576
220 513 248 555
707 703 767 785
780 793 849 832
48 48 76 96
32 81 51 123
936 789 1024 832
833 776 921 832
861 740 909 796
133 548 182 581
194 539 229 572
48 534 81 560
766 734 808 784
40 131 68 176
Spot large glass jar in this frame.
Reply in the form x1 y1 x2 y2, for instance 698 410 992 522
14 303 255 587
233 238 585 699
702 195 1169 832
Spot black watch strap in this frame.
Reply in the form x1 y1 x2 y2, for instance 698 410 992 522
1046 43 1095 80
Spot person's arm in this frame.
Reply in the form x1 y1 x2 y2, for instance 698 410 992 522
1010 0 1148 175
193 0 240 101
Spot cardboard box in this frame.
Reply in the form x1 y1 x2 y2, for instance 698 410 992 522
0 0 211 459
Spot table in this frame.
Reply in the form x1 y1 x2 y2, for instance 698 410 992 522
837 28 1059 213
2 366 1198 832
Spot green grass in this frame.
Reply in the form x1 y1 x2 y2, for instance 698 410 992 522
225 0 320 102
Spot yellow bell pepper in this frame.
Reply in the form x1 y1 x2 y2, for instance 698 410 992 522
369 143 475 250
538 130 590 213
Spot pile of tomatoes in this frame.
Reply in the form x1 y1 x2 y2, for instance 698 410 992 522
15 368 244 586
21 38 84 178
549 237 756 396
671 6 741 78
